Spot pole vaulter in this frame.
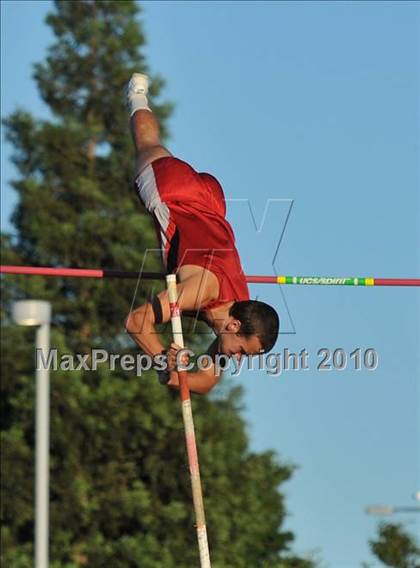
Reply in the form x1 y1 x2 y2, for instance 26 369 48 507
3 73 419 565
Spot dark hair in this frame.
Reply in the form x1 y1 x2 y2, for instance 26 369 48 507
229 300 279 352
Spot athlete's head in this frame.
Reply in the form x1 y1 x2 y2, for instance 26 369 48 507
219 300 279 359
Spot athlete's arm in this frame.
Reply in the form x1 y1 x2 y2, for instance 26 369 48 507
126 269 218 358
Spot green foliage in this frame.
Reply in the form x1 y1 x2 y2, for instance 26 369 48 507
1 1 316 566
3 0 172 353
369 522 420 568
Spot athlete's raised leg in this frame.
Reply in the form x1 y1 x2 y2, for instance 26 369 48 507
126 73 171 174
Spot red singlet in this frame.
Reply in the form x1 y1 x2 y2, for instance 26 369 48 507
135 157 249 309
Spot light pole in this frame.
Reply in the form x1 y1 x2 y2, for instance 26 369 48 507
12 300 52 568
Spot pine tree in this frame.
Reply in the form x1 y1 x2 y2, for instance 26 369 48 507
3 0 173 352
1 2 317 566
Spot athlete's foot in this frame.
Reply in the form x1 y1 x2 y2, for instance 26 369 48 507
127 73 149 96
126 73 150 116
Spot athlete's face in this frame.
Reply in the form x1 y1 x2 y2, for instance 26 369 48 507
218 317 263 360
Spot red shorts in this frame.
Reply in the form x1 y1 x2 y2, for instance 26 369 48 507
135 157 249 308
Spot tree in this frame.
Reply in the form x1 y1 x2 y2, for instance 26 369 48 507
2 0 173 353
1 2 317 566
368 522 420 568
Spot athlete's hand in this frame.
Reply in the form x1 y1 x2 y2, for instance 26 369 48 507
167 342 191 371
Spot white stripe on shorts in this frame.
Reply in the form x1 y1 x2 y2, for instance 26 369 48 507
135 164 171 264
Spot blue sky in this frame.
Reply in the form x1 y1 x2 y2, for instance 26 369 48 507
1 1 419 566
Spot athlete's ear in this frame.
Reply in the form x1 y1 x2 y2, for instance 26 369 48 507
226 318 241 333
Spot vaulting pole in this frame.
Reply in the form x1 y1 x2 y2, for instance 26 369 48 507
1 265 419 286
166 274 211 568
